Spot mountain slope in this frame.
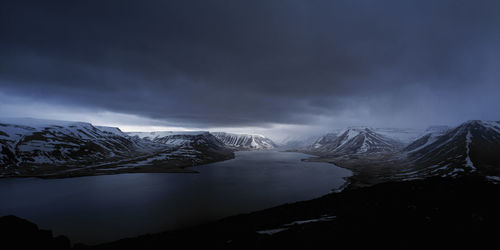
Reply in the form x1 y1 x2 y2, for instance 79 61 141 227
308 127 403 155
211 132 276 150
372 128 423 144
127 131 234 164
0 119 234 177
403 125 450 153
0 119 160 173
406 120 500 177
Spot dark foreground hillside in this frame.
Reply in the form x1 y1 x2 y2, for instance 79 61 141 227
2 176 499 249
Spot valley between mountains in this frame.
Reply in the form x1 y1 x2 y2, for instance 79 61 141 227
1 117 500 189
2 117 500 249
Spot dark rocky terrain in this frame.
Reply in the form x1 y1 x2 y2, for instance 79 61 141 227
405 120 500 177
0 215 71 250
3 176 497 249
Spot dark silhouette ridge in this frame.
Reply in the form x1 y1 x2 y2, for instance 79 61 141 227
0 215 70 250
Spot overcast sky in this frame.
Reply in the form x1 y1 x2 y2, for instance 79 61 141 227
1 0 499 139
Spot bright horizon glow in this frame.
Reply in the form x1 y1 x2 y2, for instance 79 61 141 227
0 91 469 142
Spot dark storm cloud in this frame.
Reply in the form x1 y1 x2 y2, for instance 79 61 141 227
1 0 499 128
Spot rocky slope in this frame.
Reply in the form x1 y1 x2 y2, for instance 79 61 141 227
403 125 450 153
402 120 500 178
211 132 276 150
0 118 162 176
127 131 234 164
308 127 403 155
301 122 500 187
0 119 234 177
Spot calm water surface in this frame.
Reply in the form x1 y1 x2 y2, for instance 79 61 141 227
0 151 351 244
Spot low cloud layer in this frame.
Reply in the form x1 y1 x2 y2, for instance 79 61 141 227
1 0 499 133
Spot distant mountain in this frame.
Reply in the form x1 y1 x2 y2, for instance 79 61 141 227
302 127 421 152
0 118 234 177
127 131 210 146
211 132 276 150
0 118 162 175
406 120 500 177
308 127 403 155
127 131 234 161
372 127 423 144
403 125 450 153
274 135 321 150
310 132 341 150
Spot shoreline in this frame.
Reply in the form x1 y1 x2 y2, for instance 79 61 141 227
4 175 497 249
0 154 235 179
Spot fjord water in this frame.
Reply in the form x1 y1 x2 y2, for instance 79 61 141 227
0 151 351 245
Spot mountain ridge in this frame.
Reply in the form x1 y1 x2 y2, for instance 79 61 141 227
0 119 234 177
307 127 403 155
298 120 500 188
211 132 276 150
404 120 500 178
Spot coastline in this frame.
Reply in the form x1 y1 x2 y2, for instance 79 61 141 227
3 175 495 249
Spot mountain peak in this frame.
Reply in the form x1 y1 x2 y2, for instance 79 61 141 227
424 125 450 133
464 119 483 125
309 127 401 155
458 120 500 134
127 131 209 140
340 126 373 133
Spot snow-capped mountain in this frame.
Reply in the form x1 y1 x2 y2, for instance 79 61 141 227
307 127 421 151
0 118 234 177
211 132 276 150
127 131 234 163
0 118 161 173
309 127 403 155
406 120 500 177
128 131 230 151
127 131 210 146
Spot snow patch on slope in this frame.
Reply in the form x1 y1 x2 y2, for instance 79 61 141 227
465 130 476 170
127 131 208 139
0 118 166 169
211 132 276 150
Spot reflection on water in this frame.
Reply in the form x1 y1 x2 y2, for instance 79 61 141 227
0 151 351 244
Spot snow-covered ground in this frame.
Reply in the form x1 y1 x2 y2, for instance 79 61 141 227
256 215 337 235
127 131 208 139
0 118 232 176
